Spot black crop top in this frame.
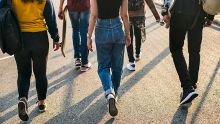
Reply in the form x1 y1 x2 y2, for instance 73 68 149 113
97 0 122 19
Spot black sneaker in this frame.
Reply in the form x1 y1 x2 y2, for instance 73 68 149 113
37 102 47 113
18 98 29 121
180 88 198 105
107 94 118 117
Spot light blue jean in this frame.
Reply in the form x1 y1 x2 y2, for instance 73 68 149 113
95 17 125 96
69 10 90 65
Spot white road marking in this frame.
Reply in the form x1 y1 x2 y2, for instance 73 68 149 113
0 55 14 61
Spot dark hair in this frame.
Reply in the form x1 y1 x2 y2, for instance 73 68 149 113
22 0 43 4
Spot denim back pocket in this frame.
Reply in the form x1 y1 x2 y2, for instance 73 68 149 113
113 26 125 44
95 27 112 44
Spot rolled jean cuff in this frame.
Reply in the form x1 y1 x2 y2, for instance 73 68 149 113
105 88 115 97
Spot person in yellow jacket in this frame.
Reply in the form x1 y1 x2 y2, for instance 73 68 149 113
0 0 60 121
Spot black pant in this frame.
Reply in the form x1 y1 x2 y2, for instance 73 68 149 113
169 14 204 89
127 24 142 63
15 31 49 100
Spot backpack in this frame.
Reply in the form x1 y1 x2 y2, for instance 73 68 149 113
200 0 220 15
128 0 145 11
0 0 22 55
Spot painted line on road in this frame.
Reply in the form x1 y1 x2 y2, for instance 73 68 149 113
0 55 14 61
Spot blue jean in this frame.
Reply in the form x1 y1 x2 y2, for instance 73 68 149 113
69 10 90 65
95 17 125 96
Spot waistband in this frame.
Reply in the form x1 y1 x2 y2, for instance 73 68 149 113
96 17 122 29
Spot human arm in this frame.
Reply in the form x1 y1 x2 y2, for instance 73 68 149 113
87 0 98 51
120 0 131 47
145 0 160 22
43 0 60 51
161 0 171 24
58 0 65 19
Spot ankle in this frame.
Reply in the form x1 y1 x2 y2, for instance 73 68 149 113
38 100 45 105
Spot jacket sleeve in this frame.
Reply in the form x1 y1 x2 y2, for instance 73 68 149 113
43 0 59 42
145 0 160 20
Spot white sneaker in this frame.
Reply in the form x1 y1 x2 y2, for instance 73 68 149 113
107 94 114 100
127 62 135 71
135 52 142 61
81 62 92 72
74 58 81 67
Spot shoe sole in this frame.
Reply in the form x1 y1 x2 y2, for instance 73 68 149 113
38 105 46 113
127 68 135 71
39 109 46 113
180 92 198 105
75 65 81 67
109 98 118 117
81 67 91 72
126 66 135 71
18 101 29 121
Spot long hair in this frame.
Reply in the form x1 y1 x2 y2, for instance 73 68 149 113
21 0 43 4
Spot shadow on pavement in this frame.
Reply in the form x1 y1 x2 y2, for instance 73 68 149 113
0 63 72 111
1 67 81 123
210 25 220 31
104 118 115 124
50 49 73 60
171 103 192 124
50 48 96 60
145 22 159 29
0 52 97 123
118 48 170 99
46 47 170 123
190 59 220 124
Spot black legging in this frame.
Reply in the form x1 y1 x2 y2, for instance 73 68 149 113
15 31 49 100
127 24 142 63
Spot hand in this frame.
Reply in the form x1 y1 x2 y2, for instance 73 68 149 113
163 15 170 24
125 35 131 47
87 38 93 52
53 41 60 51
156 19 160 23
58 8 64 20
204 19 213 27
155 17 160 23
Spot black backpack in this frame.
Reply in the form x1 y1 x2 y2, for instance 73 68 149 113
0 0 22 55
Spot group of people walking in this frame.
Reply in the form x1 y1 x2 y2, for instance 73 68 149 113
0 0 215 121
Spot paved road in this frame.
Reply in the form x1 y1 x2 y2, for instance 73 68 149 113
0 2 220 124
